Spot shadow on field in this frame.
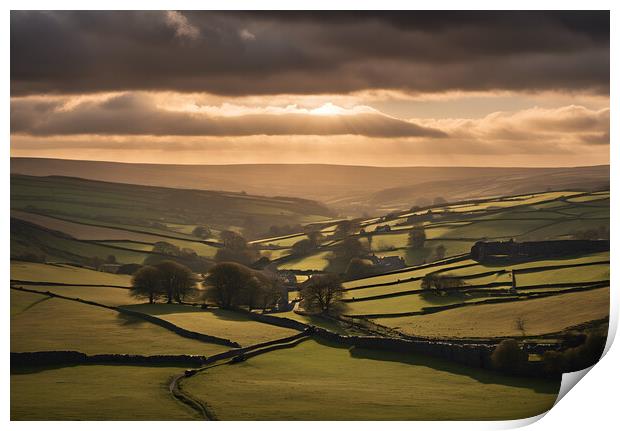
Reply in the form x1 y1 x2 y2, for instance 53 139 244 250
11 295 52 317
115 312 147 326
10 363 83 375
119 303 200 316
11 362 180 375
209 308 251 322
312 337 560 394
118 303 251 322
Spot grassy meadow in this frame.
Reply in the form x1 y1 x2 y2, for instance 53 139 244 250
374 288 609 338
11 290 226 356
183 338 560 420
121 304 301 347
12 365 200 420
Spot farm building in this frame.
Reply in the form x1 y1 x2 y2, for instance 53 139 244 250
368 254 406 271
276 270 298 286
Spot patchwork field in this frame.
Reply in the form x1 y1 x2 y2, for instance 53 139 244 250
274 190 609 271
12 174 333 233
11 261 132 286
9 177 609 421
17 285 137 307
375 287 609 338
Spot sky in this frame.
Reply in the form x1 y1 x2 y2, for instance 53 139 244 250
10 11 610 167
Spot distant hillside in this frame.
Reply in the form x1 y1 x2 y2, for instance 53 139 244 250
368 165 609 213
10 174 335 239
11 158 609 215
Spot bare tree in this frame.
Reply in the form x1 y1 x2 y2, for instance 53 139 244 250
300 274 345 315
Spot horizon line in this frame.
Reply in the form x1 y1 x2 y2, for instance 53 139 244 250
9 156 610 170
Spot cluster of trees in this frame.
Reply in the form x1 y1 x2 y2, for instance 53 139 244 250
326 237 370 274
345 258 377 279
491 330 606 376
131 259 286 311
144 241 210 272
543 330 607 375
299 273 345 315
192 225 212 239
152 242 197 258
333 220 359 239
333 237 368 261
491 339 528 373
214 231 260 266
291 231 324 256
131 260 198 304
203 262 284 311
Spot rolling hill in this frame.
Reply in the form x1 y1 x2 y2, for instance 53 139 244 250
11 158 609 215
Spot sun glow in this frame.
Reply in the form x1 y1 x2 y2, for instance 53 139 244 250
309 102 347 116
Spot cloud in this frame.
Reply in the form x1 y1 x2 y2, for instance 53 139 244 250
10 11 609 96
414 105 610 147
239 28 256 41
10 93 446 138
165 11 200 40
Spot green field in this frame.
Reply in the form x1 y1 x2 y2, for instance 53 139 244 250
375 287 609 338
12 211 221 258
11 209 165 242
344 292 495 316
278 251 332 271
11 174 333 240
343 258 475 289
11 290 226 356
19 284 139 307
11 219 150 264
343 262 607 315
183 338 560 420
255 234 308 247
516 264 609 286
121 304 301 347
11 261 132 286
11 365 199 420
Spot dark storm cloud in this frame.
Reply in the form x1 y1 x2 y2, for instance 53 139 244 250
10 93 447 138
10 10 609 96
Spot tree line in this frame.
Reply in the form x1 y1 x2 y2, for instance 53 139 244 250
131 259 346 315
